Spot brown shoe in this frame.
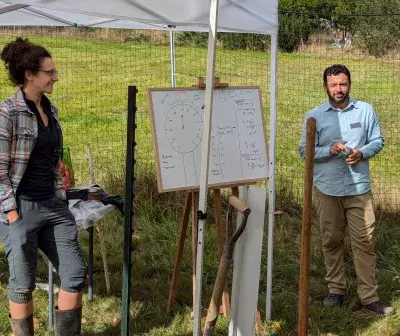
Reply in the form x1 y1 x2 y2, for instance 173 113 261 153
362 301 396 316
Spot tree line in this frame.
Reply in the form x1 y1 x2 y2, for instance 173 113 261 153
176 0 400 57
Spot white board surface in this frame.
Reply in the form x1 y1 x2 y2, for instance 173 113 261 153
148 87 268 192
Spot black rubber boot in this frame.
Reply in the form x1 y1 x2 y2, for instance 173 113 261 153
9 313 34 336
55 306 82 336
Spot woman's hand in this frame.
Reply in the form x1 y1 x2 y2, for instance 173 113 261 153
6 210 19 224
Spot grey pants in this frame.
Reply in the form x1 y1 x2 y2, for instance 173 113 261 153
2 196 86 304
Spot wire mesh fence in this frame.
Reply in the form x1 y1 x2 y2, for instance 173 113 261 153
0 18 398 210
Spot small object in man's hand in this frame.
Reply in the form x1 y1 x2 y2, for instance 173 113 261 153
342 147 353 157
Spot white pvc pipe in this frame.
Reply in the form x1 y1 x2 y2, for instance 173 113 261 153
266 33 278 320
169 30 176 87
193 0 219 334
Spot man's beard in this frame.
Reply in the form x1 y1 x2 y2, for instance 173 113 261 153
327 90 350 106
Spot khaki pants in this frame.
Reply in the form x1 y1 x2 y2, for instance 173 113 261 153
314 187 379 305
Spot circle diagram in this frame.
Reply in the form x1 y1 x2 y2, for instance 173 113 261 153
165 103 203 153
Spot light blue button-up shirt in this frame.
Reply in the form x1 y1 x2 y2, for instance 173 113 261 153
299 99 384 196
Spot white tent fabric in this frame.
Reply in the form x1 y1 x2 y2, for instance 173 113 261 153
0 2 169 29
1 0 277 34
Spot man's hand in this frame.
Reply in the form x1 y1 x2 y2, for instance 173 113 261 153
6 210 19 225
329 142 347 156
346 148 363 165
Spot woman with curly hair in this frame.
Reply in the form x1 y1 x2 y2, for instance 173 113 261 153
0 37 86 336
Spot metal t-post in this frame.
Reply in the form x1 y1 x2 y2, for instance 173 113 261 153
298 117 316 336
266 32 278 320
121 86 137 335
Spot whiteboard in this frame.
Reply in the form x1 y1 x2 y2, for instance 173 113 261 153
147 87 268 192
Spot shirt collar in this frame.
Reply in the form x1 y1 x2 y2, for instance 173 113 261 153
324 98 357 112
14 88 29 112
21 88 52 115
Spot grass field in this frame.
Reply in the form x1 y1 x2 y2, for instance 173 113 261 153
0 31 399 335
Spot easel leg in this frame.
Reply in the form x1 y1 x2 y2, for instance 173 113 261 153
192 191 199 310
213 189 230 316
167 192 192 310
231 187 239 198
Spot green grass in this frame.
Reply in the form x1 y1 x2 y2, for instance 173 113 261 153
0 31 399 335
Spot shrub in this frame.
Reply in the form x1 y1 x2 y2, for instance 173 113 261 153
278 13 312 52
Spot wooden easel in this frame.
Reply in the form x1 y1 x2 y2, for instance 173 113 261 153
167 77 233 317
167 187 239 315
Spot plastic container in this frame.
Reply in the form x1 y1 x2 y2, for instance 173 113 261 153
88 187 102 201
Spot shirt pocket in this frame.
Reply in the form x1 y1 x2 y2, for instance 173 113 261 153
16 126 35 137
15 126 35 155
15 112 36 140
348 121 367 143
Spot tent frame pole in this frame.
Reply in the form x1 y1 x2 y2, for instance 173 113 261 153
169 30 177 87
193 0 220 335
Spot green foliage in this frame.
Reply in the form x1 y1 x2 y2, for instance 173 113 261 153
175 31 208 47
332 0 358 34
280 0 400 56
218 33 270 51
353 0 400 57
278 13 312 52
124 32 150 43
280 0 335 15
176 32 270 51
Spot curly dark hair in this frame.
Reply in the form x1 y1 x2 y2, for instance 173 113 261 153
323 64 351 85
0 37 52 86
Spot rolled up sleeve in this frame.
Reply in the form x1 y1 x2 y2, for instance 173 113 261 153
359 108 384 159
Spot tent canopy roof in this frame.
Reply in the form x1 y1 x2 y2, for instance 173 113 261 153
0 0 278 35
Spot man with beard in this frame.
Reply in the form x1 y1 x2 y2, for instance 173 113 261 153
298 64 395 315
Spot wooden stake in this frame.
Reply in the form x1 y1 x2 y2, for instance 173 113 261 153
298 117 316 336
231 187 239 198
167 192 192 310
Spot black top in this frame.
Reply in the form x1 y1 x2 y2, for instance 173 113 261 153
17 92 59 201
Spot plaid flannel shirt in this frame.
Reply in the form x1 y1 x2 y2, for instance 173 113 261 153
0 89 65 224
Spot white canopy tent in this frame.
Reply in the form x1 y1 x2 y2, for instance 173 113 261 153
0 1 278 334
1 0 276 33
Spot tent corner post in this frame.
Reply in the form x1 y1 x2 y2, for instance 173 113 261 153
193 0 220 335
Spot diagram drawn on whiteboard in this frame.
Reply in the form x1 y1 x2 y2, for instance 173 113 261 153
165 102 203 153
164 100 204 185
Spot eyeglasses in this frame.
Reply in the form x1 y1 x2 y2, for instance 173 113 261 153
37 69 58 78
